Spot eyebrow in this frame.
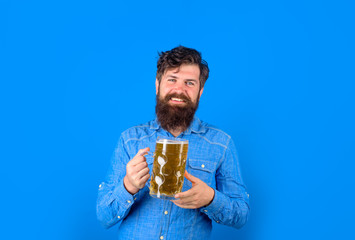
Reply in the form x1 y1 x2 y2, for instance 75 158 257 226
166 75 198 83
185 79 198 83
166 75 178 79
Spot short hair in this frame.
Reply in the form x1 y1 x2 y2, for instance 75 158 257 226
156 46 209 89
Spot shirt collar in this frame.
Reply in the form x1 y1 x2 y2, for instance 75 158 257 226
149 116 206 135
149 118 160 130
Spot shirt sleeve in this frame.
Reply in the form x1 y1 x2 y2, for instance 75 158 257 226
200 137 250 229
96 135 138 229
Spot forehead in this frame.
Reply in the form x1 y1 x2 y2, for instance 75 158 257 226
163 64 200 79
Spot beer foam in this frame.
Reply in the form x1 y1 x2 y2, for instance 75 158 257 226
156 139 188 144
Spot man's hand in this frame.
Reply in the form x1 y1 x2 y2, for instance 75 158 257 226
123 147 150 195
171 171 215 209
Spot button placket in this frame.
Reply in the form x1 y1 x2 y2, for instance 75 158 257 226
159 199 172 239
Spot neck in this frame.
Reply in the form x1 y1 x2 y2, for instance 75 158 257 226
168 128 183 137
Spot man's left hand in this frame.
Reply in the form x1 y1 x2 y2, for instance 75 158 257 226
171 171 215 209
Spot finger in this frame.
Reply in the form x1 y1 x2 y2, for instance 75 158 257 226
136 167 149 179
184 171 200 184
172 197 196 206
138 173 150 188
134 147 150 158
141 173 150 182
134 161 148 171
130 155 147 166
171 201 196 209
174 188 195 199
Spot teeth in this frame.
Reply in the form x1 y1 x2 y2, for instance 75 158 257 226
171 98 184 102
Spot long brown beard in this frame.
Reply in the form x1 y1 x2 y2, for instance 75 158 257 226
155 91 199 132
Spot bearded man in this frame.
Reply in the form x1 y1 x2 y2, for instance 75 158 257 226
97 46 250 240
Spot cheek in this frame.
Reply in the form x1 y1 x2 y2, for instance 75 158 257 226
159 87 171 99
163 86 176 96
188 90 200 101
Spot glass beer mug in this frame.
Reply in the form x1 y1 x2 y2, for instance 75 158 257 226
149 137 188 199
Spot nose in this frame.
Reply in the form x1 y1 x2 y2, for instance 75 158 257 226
172 81 186 94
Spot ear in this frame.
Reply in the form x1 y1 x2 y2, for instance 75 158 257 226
199 87 204 98
155 78 159 95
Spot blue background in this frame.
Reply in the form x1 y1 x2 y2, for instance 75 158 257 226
1 0 354 239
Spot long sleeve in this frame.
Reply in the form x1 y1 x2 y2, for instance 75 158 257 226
200 137 250 229
96 136 137 229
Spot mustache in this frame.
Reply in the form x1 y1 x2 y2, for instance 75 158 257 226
163 93 191 103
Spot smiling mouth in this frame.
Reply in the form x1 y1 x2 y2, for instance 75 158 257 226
170 97 186 103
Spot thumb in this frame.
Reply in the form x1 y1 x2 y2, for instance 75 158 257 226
184 170 200 184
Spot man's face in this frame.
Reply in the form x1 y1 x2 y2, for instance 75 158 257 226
155 64 204 131
156 64 203 106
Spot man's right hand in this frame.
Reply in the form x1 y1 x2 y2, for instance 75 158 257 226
123 147 150 195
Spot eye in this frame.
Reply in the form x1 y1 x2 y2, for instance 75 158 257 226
186 81 195 86
168 79 176 82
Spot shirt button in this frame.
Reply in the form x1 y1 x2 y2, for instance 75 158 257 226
127 200 131 203
201 164 205 168
204 210 208 212
160 236 164 239
217 221 219 223
99 184 102 188
117 216 120 219
134 198 137 200
164 211 168 215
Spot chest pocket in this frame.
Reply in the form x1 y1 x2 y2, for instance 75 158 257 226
186 159 216 187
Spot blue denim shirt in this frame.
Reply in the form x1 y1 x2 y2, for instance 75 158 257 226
97 117 250 240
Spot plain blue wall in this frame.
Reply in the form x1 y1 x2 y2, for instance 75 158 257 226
1 0 354 239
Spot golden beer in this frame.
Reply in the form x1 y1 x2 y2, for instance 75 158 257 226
149 138 188 199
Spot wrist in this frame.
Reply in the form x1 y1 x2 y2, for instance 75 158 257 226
206 187 215 207
123 176 139 195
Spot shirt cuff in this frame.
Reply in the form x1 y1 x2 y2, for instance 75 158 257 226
112 179 136 210
200 189 227 222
